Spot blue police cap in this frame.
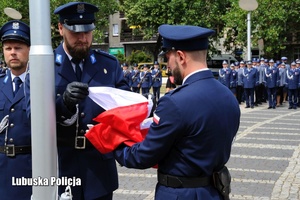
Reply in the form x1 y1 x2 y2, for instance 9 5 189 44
158 24 215 54
0 20 30 45
269 59 274 63
54 2 99 32
247 61 252 65
281 56 287 60
154 61 159 65
222 60 228 65
291 61 297 65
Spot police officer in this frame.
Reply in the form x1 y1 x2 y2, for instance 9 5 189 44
286 62 299 109
265 59 279 109
139 64 152 95
53 2 130 199
122 62 132 88
114 24 240 200
131 63 140 93
0 20 32 199
151 61 162 101
242 61 258 108
218 60 232 88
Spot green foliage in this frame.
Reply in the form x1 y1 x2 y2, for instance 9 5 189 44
115 50 126 64
126 50 152 65
0 0 118 48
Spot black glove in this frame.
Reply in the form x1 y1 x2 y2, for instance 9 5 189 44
63 82 89 111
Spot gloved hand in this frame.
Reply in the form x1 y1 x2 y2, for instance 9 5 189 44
63 82 89 111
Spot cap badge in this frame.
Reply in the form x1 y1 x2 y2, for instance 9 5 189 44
104 69 107 74
12 22 20 30
77 4 85 13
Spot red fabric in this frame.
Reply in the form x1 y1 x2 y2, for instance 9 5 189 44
85 102 149 154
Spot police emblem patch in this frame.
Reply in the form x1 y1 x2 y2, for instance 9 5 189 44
12 22 19 30
77 4 85 13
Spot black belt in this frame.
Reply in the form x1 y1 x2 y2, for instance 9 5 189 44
0 145 31 157
157 172 212 188
57 136 93 149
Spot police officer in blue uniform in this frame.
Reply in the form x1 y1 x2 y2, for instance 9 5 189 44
265 59 279 109
114 24 240 200
131 63 140 93
151 61 162 101
218 60 232 88
286 62 299 109
0 20 32 199
122 62 132 88
139 64 152 94
53 2 130 199
242 61 258 108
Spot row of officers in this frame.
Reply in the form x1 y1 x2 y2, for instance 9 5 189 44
122 61 163 101
218 57 300 109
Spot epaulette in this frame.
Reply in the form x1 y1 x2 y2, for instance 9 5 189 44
168 84 187 95
0 68 7 77
93 49 117 60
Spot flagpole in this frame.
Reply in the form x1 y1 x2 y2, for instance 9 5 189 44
29 0 57 199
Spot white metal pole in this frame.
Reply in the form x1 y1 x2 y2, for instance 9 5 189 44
29 0 57 199
247 12 251 61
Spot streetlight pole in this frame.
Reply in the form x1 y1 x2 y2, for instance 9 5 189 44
239 0 258 61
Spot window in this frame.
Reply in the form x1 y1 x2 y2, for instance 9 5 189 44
113 24 119 36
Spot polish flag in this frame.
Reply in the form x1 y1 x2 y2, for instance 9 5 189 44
85 87 153 154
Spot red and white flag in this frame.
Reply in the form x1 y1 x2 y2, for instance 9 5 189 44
85 87 153 154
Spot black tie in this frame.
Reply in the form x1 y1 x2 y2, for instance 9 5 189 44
13 77 22 96
72 58 82 81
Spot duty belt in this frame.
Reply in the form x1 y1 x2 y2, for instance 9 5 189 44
57 136 93 149
157 172 212 188
0 145 31 157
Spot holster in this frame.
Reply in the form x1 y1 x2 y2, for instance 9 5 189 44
212 166 231 200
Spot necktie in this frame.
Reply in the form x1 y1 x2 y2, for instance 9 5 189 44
13 77 22 96
72 58 82 81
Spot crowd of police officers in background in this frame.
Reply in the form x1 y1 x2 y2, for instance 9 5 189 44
218 56 300 109
121 61 163 102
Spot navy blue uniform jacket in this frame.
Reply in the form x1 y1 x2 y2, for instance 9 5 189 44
55 44 130 199
115 69 240 200
0 71 32 200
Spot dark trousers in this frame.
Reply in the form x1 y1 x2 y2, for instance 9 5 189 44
142 87 150 95
132 87 140 93
152 86 161 100
236 85 244 103
288 89 298 108
255 83 265 104
267 87 277 107
244 88 255 107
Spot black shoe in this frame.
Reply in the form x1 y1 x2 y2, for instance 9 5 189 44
268 106 272 109
273 106 276 109
288 106 293 109
294 106 297 109
245 106 250 108
251 105 254 108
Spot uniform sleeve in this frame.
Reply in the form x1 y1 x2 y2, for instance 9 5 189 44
114 95 183 169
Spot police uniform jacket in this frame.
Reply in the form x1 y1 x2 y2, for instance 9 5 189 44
278 67 287 87
257 64 266 84
230 69 237 88
151 69 162 87
265 66 279 88
54 44 130 199
0 70 32 200
286 68 299 90
242 67 258 89
218 67 232 88
123 69 132 87
140 71 152 88
131 70 140 87
115 69 240 200
237 68 244 86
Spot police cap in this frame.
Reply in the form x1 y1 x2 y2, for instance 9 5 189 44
154 61 159 65
54 2 99 32
0 20 30 45
158 24 215 55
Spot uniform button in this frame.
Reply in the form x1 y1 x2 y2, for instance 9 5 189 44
9 138 13 143
10 108 15 112
57 93 61 97
10 123 14 128
61 116 66 120
80 112 85 118
80 130 85 134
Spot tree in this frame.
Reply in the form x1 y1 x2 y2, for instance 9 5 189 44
0 0 118 48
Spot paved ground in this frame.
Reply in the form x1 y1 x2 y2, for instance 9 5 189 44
113 101 300 200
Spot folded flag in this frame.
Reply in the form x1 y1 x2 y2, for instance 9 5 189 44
85 87 153 154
